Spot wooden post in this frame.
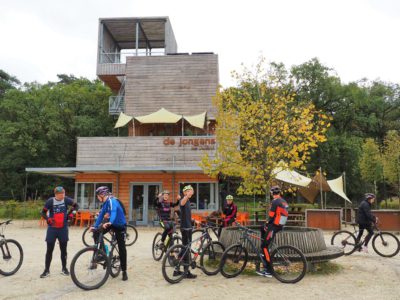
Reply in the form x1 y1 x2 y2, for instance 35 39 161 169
319 167 324 209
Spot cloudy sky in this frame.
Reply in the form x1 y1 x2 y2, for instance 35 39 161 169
1 0 399 87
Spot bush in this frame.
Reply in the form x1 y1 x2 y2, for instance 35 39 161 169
0 200 45 220
379 198 400 209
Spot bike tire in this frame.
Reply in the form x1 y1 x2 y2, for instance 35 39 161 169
125 224 138 246
70 247 110 290
0 239 24 276
109 244 121 278
372 232 400 257
200 241 225 276
161 244 187 284
331 230 357 255
152 233 165 261
82 227 94 247
270 245 307 284
219 244 248 278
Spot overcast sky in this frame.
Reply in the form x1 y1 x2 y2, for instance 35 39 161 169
1 0 399 88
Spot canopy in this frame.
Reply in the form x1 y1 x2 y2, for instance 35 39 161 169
184 111 207 129
135 108 181 124
114 112 133 129
327 175 351 203
272 166 312 187
273 165 351 203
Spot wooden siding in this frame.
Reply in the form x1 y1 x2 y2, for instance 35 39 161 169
75 172 217 216
124 54 218 118
76 136 216 168
97 63 126 77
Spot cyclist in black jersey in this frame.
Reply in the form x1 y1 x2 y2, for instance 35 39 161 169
155 190 178 249
257 185 289 278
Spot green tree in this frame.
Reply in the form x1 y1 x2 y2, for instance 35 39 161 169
359 138 383 198
383 131 400 198
0 75 115 199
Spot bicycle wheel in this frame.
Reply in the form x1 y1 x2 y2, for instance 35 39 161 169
0 239 24 276
109 244 121 278
82 227 94 247
200 241 225 275
170 235 182 248
372 232 400 257
152 233 165 261
161 244 187 284
125 225 138 246
270 245 307 284
220 244 248 278
331 230 357 255
70 247 110 290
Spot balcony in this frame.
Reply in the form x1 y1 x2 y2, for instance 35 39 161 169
109 96 125 115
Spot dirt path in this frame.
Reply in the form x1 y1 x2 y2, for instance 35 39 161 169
0 220 399 300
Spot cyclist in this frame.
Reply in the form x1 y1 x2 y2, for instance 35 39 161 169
40 186 78 278
156 190 177 250
91 186 128 281
355 193 377 253
218 195 237 237
257 185 289 278
175 185 197 279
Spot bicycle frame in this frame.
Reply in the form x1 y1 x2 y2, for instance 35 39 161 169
179 226 215 266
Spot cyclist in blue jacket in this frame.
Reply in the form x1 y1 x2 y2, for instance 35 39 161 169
91 186 128 281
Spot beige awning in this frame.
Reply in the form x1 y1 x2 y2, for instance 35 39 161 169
135 108 182 124
272 166 312 187
327 175 352 203
184 111 207 129
114 112 133 129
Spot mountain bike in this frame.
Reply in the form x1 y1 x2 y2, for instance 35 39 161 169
219 223 307 284
161 224 225 283
71 227 121 290
0 220 23 276
331 222 400 257
152 221 182 261
82 223 137 247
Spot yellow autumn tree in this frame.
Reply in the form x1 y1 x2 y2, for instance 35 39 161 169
201 59 331 196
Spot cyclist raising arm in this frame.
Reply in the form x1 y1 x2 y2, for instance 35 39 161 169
155 190 176 250
356 193 377 253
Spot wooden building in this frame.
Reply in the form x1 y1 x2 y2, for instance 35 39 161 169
27 17 220 225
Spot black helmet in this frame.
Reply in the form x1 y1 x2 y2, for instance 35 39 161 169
270 185 281 195
365 193 375 200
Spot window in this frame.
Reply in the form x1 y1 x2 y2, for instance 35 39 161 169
76 183 113 210
179 182 217 210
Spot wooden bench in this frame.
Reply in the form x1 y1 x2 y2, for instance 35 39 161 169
219 226 344 263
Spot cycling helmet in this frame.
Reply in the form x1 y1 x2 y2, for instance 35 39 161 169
182 185 193 192
365 193 376 200
270 185 281 195
95 186 110 196
54 186 65 194
226 195 234 200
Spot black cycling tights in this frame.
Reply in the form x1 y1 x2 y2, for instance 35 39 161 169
45 241 67 271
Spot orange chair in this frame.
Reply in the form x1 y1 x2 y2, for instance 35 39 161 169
236 212 250 226
74 211 82 226
77 211 94 227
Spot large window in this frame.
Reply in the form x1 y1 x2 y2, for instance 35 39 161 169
76 183 113 210
179 182 217 210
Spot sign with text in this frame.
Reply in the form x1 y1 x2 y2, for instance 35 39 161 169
163 137 216 150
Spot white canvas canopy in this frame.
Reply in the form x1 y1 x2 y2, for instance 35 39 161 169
327 175 351 203
114 112 133 129
135 108 182 124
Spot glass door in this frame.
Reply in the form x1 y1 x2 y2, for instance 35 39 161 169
130 183 161 225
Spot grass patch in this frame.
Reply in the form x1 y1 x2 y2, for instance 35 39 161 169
308 261 342 275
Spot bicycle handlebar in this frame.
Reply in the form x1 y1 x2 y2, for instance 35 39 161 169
0 220 12 226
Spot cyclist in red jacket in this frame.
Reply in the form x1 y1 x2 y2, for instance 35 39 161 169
257 185 289 278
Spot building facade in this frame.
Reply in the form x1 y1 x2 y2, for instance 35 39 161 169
27 17 219 225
